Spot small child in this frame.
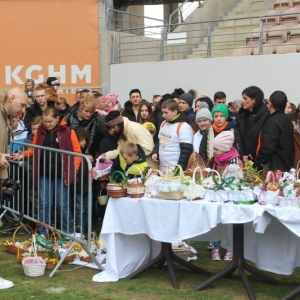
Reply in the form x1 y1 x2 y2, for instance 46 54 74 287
10 116 28 153
104 93 118 113
74 128 90 234
110 141 149 180
209 131 243 261
25 116 43 144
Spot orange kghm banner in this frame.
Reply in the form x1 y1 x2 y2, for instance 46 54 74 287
0 0 99 88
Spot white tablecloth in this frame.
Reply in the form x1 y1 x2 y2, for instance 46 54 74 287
93 197 300 282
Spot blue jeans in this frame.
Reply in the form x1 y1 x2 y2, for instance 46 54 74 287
39 176 72 235
212 241 220 249
75 193 88 231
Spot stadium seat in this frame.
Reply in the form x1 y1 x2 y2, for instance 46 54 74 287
253 44 274 55
246 28 266 48
274 0 293 12
288 23 300 50
266 25 288 52
294 1 300 8
276 42 297 53
232 47 252 56
261 10 280 32
279 7 300 33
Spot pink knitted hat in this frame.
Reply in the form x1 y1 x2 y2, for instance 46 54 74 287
212 131 234 152
105 93 118 106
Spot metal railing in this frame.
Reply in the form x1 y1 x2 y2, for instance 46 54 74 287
2 141 103 276
112 6 300 63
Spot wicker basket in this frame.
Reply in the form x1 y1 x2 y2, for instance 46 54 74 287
62 253 76 264
98 188 108 205
172 247 192 265
107 171 127 198
158 165 188 200
126 166 145 198
22 235 46 277
184 152 208 179
5 224 33 255
79 255 94 263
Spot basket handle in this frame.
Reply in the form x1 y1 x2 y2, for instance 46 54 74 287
13 224 33 246
145 168 164 178
192 166 203 181
125 166 143 178
165 164 184 179
265 171 275 185
110 171 126 182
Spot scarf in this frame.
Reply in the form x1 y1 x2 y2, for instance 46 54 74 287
214 148 236 165
206 126 214 160
212 121 228 133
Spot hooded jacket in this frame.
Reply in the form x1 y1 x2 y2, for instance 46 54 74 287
199 118 243 163
236 102 270 160
104 117 154 160
110 144 149 179
254 110 294 172
121 100 138 122
153 112 193 172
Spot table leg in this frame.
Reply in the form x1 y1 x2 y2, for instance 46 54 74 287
193 224 280 300
127 242 209 289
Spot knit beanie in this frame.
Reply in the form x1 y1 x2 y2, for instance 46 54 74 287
212 104 229 120
196 108 213 122
179 93 193 108
199 102 209 109
105 93 118 106
142 122 156 134
212 131 234 152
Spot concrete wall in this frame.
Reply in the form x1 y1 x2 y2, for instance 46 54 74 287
109 53 299 105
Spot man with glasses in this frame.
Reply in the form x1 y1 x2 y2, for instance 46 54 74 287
55 97 70 117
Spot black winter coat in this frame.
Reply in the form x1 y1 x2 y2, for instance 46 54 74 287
98 132 118 156
122 101 137 122
254 110 294 172
23 101 54 131
236 103 270 160
64 110 98 156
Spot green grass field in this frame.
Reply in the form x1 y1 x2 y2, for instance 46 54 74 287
1 229 300 300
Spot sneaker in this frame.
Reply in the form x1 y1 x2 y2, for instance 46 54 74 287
224 250 233 261
0 277 14 289
211 249 221 261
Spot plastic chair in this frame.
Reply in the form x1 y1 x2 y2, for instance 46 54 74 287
266 25 288 44
274 0 293 12
261 10 281 32
276 42 297 53
232 47 252 56
288 23 300 50
253 44 275 55
279 7 300 33
246 28 266 47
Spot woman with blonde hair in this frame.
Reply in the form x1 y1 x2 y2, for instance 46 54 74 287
64 97 98 157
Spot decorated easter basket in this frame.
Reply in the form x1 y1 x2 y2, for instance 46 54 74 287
126 166 145 198
93 156 113 181
158 165 189 200
5 224 33 255
184 152 208 179
182 166 207 200
107 171 127 198
253 171 280 205
144 168 164 197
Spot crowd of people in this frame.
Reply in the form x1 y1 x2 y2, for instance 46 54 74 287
0 78 297 289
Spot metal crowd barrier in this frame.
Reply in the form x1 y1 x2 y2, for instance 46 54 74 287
1 141 104 276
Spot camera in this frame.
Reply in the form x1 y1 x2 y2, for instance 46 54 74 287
2 178 21 200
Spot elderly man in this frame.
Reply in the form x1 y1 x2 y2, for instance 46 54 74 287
0 87 28 289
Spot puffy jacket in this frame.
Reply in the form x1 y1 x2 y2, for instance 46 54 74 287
236 103 270 160
104 117 154 160
64 110 98 156
122 101 137 122
254 110 294 172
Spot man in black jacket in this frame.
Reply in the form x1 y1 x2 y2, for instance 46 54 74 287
254 91 294 172
121 88 142 122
